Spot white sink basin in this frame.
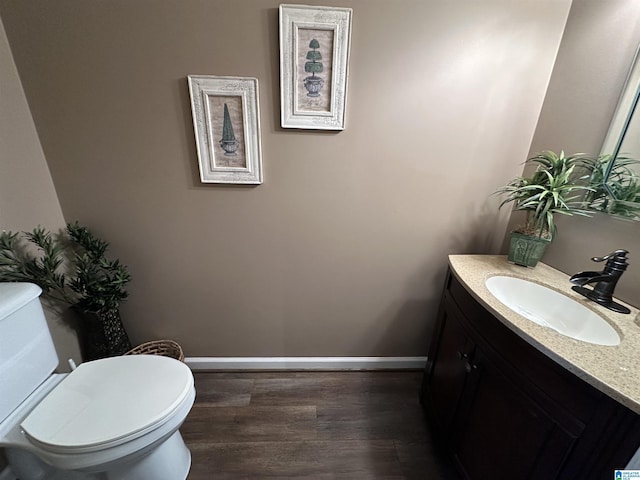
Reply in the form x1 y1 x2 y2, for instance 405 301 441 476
485 276 620 346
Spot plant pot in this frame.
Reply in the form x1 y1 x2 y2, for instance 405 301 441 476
304 76 324 97
219 139 239 156
507 232 552 268
74 307 132 361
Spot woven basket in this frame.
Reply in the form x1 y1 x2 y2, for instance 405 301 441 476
125 340 185 362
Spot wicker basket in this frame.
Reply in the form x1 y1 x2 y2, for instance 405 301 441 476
125 340 184 362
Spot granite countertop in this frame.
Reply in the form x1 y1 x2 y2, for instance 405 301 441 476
449 254 640 414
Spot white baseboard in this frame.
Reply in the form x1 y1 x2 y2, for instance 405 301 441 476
185 356 427 371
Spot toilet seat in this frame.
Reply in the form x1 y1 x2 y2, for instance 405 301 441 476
21 355 193 455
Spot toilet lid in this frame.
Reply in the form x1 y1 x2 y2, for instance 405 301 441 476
21 354 193 452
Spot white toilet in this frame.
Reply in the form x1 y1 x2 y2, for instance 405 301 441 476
0 282 196 480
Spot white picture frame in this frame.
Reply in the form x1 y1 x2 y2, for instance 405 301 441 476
279 4 352 130
187 75 263 184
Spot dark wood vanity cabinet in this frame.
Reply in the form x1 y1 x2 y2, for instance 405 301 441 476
421 269 640 480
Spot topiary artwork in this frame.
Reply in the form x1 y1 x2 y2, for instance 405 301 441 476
222 103 236 143
303 38 325 98
219 103 239 156
304 38 323 77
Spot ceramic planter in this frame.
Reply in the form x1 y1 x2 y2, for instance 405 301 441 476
507 232 552 268
219 139 239 156
303 76 324 97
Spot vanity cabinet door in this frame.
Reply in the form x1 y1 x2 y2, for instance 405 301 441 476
422 270 586 480
424 292 475 435
451 347 579 480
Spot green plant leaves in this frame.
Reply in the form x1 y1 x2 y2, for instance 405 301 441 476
580 154 640 218
0 223 130 314
494 151 593 239
0 228 71 303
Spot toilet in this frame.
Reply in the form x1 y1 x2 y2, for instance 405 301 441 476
0 282 196 480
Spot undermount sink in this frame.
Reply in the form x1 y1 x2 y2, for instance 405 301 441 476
485 276 620 346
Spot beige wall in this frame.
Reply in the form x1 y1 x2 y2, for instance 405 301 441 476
0 17 81 369
0 0 570 357
515 0 640 307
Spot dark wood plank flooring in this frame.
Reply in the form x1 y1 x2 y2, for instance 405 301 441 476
182 371 458 479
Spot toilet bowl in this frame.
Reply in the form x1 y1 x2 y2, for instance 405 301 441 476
0 283 196 480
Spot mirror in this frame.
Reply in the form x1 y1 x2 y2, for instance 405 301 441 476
589 46 640 220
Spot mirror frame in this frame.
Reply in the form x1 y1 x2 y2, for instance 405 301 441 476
601 44 640 199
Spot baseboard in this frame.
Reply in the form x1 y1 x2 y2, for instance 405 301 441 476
185 356 428 371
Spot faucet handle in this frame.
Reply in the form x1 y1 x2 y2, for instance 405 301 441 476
591 249 629 263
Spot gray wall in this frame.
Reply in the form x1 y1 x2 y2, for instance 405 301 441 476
0 18 81 368
0 0 570 358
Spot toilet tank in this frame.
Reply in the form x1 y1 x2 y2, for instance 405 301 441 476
0 283 59 423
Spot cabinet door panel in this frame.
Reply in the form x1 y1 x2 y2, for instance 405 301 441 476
452 349 578 480
448 274 601 422
427 293 474 434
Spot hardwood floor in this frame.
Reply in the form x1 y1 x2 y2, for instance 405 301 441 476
182 371 458 479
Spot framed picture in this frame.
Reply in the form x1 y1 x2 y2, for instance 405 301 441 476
187 75 263 184
279 4 352 130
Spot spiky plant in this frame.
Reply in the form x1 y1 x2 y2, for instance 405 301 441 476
0 227 73 304
581 154 640 218
495 151 593 239
66 223 130 313
0 222 130 314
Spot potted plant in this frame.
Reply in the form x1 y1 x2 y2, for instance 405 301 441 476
494 150 592 267
0 222 132 360
303 38 324 97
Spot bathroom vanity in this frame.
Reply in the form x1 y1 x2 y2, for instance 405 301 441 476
421 255 640 480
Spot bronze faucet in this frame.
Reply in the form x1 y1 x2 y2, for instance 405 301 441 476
570 250 631 314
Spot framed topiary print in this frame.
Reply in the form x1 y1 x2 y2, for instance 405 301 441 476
279 4 352 130
187 75 263 184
